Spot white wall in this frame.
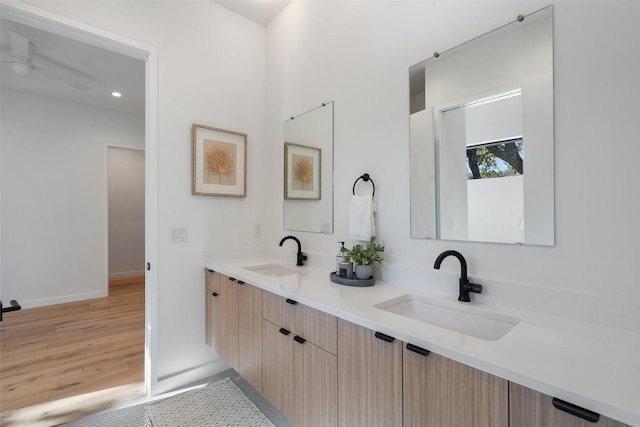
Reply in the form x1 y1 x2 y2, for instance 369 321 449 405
266 1 640 309
108 147 145 278
1 90 144 306
13 0 267 389
468 176 524 244
10 0 639 393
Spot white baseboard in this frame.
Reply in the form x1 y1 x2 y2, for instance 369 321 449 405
109 270 145 279
153 359 231 396
18 290 108 309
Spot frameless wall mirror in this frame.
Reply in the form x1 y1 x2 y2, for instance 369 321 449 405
283 102 334 233
409 6 554 245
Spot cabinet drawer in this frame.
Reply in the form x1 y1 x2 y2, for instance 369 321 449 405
262 290 295 330
297 303 337 355
261 291 337 354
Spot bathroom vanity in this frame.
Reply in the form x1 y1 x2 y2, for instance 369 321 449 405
204 257 637 426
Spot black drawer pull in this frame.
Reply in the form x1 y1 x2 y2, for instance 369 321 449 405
237 280 245 285
211 292 219 297
374 332 395 343
406 343 430 357
552 398 600 423
294 335 306 344
279 328 291 336
285 298 298 305
208 269 215 273
229 277 236 282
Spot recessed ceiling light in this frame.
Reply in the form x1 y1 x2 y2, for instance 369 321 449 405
112 92 122 98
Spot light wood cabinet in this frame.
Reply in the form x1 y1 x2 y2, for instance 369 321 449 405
204 269 262 392
237 281 263 392
510 382 629 427
337 320 403 427
207 270 627 427
292 333 337 427
262 290 337 354
204 269 219 348
403 344 508 427
262 320 295 419
261 293 337 427
217 275 239 370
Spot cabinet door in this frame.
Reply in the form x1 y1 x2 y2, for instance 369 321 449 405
204 269 219 348
403 346 508 427
510 382 629 427
238 283 262 392
217 275 239 370
337 320 402 427
262 319 295 422
293 336 338 427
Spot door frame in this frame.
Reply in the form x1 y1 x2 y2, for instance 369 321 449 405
1 1 159 396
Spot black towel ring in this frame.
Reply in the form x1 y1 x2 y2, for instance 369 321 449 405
353 173 375 196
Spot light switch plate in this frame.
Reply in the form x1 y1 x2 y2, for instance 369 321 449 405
170 226 188 243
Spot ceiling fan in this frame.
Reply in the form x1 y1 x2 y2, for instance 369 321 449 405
2 30 93 91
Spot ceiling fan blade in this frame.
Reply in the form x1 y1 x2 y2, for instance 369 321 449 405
32 63 92 92
34 53 94 91
7 31 93 91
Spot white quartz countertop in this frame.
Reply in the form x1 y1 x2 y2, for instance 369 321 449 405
205 257 640 426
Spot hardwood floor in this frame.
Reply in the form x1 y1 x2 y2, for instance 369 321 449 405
0 276 145 425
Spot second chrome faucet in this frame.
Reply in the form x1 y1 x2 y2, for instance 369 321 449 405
433 250 482 302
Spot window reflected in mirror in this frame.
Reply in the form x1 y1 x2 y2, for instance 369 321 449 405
409 6 554 246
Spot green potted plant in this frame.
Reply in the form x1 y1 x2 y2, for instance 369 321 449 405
347 236 385 280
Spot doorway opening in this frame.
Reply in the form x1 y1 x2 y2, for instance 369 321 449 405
0 2 158 423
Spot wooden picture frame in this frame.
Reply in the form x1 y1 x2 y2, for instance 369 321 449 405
192 124 246 197
284 142 321 200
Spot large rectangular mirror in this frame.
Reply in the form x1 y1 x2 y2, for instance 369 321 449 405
283 102 334 233
409 6 554 245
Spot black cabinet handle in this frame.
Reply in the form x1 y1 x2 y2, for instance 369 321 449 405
406 343 430 357
294 335 306 344
374 332 395 343
229 277 237 282
147 262 151 271
237 280 245 285
211 292 219 297
208 269 215 273
279 328 291 336
552 398 600 423
285 298 298 305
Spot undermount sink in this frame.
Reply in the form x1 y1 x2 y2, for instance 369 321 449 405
244 264 299 277
374 294 520 341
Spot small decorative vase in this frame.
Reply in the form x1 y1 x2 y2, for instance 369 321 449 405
354 264 372 280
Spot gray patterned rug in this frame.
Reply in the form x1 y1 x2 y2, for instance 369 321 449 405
148 378 274 427
63 371 291 427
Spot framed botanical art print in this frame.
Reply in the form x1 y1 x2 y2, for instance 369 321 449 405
284 142 321 200
192 124 246 197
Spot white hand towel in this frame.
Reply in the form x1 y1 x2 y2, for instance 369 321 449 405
349 195 376 241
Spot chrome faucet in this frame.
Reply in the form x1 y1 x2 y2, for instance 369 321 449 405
279 235 307 266
433 250 482 302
